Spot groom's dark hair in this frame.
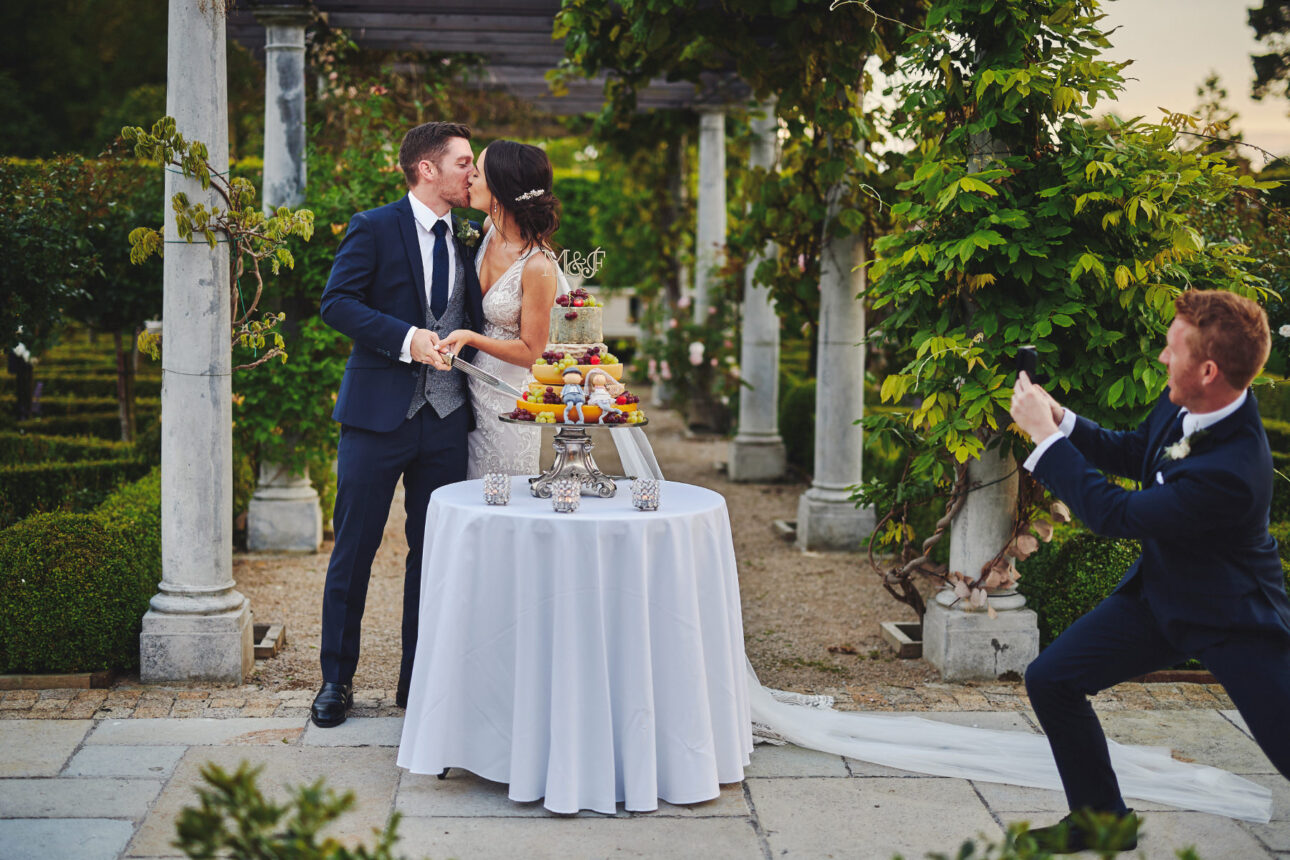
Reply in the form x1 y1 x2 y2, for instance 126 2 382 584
399 121 472 187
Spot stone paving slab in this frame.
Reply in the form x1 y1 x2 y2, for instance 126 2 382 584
395 815 765 859
1099 710 1277 775
742 743 848 778
747 775 1001 859
63 746 188 779
1240 774 1290 853
1223 708 1253 738
0 778 164 820
1133 811 1271 859
972 780 1175 814
0 720 91 776
302 715 404 747
126 745 399 857
0 819 136 860
88 717 304 747
397 769 555 819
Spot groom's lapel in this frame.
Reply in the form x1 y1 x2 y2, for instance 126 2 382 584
395 197 428 318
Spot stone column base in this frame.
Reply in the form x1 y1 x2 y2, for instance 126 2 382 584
922 591 1039 682
247 464 323 552
796 487 875 551
727 437 787 483
139 599 254 683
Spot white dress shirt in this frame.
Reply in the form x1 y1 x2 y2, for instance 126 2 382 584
399 192 458 363
1022 390 1249 473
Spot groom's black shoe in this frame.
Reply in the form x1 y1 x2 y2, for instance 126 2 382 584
1022 809 1139 855
310 682 353 728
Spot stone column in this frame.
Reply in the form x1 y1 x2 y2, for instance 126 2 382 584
923 129 1037 681
796 176 874 550
693 108 727 321
140 0 253 682
729 103 786 482
247 1 323 553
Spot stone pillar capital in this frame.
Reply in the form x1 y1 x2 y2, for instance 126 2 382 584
251 3 316 28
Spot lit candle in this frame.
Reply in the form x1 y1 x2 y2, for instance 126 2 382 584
482 473 511 505
632 478 660 511
552 477 581 513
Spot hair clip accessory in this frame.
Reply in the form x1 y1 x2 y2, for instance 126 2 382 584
515 188 545 202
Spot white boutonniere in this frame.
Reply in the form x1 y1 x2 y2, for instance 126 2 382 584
455 220 480 248
1165 429 1209 461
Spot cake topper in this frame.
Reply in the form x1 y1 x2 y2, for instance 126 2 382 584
558 247 606 280
561 366 586 424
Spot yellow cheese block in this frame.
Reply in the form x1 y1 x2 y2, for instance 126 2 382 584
532 363 623 385
514 400 639 422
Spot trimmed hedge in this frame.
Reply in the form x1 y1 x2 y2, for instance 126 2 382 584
0 469 161 673
1265 418 1290 453
0 394 160 418
1018 528 1141 648
778 379 815 470
1275 452 1290 522
0 459 151 528
0 431 133 464
16 408 158 439
33 372 160 398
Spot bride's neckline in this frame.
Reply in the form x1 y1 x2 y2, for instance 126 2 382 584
478 228 541 297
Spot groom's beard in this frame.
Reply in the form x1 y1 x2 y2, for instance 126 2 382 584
443 185 469 209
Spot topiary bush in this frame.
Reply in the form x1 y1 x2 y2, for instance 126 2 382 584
0 431 132 464
778 378 815 471
1018 528 1140 649
0 458 152 528
33 372 161 399
0 468 161 673
16 408 158 439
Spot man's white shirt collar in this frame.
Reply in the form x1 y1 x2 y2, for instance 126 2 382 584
1178 389 1246 438
408 192 452 234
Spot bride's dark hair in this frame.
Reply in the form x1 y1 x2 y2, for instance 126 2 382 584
483 140 561 250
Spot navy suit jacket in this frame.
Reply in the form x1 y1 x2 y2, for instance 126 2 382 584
1032 389 1290 652
320 197 484 433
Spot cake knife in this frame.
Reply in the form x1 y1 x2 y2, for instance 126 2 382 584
442 352 525 399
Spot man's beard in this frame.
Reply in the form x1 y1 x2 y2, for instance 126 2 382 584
443 184 469 209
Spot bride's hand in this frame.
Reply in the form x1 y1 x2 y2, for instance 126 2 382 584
436 329 475 360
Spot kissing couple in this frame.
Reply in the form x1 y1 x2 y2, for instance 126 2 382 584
313 121 568 725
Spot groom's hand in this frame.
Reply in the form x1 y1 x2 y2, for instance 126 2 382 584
411 329 450 370
1011 371 1061 441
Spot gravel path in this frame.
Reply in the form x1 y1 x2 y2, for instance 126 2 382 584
235 404 937 700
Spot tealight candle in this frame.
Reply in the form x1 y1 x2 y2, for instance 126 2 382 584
482 472 511 505
632 478 660 511
551 477 581 513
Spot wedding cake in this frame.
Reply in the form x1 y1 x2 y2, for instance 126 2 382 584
505 287 646 425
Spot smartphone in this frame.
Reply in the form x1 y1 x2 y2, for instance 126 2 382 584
1016 345 1047 384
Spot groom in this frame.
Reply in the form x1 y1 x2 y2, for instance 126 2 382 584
1010 289 1290 853
313 121 484 727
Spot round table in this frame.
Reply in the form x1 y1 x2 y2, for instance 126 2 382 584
396 477 753 814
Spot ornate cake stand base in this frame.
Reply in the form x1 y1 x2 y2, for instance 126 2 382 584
530 425 617 498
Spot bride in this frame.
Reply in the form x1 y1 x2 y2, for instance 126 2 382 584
434 138 564 478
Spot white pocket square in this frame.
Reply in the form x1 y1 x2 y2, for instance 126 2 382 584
1156 471 1165 485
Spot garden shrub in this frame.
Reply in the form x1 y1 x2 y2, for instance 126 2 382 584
1265 418 1290 454
0 458 151 528
778 378 815 470
34 371 161 399
1018 528 1140 649
1274 453 1290 522
16 408 158 439
0 431 132 464
0 468 161 673
1259 381 1290 423
0 394 159 417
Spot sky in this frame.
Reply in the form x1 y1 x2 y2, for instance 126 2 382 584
1099 0 1287 160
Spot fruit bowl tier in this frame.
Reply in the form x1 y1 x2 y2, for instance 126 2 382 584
498 416 649 499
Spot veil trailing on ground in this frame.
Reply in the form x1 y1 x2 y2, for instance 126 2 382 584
630 449 1272 823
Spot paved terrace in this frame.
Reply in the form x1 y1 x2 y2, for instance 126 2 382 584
2 683 1287 859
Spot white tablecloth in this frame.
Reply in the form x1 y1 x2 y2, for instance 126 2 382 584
396 477 753 813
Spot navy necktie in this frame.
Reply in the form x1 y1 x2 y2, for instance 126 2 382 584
1154 410 1186 466
430 220 449 318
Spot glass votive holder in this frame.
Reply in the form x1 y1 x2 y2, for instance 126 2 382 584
482 472 511 505
551 477 581 513
632 478 660 511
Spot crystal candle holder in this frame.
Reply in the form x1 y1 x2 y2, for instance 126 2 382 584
551 477 581 513
482 472 511 505
632 478 660 511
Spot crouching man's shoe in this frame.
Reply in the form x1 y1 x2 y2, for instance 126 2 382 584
310 682 353 728
1022 809 1140 855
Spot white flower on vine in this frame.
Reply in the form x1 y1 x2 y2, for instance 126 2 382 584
1279 324 1290 338
688 342 705 366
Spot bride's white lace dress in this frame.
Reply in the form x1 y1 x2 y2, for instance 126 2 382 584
465 231 554 478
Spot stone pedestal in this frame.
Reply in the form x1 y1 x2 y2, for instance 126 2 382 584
247 463 322 552
922 589 1039 681
796 176 872 550
729 101 786 483
140 0 252 683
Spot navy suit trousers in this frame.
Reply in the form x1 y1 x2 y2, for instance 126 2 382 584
1026 586 1290 813
320 404 470 696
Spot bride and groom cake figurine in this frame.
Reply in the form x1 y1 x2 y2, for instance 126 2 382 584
312 119 1287 846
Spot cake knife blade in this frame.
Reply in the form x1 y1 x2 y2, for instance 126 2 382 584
443 352 525 399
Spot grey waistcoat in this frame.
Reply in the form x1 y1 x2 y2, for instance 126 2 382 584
406 245 470 420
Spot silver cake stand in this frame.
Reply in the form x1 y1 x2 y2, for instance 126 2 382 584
499 415 649 498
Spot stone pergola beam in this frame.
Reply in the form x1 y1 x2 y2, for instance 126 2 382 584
140 0 253 683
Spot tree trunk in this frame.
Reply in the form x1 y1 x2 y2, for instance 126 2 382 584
114 330 137 442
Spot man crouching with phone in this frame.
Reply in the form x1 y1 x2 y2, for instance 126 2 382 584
1009 290 1290 854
